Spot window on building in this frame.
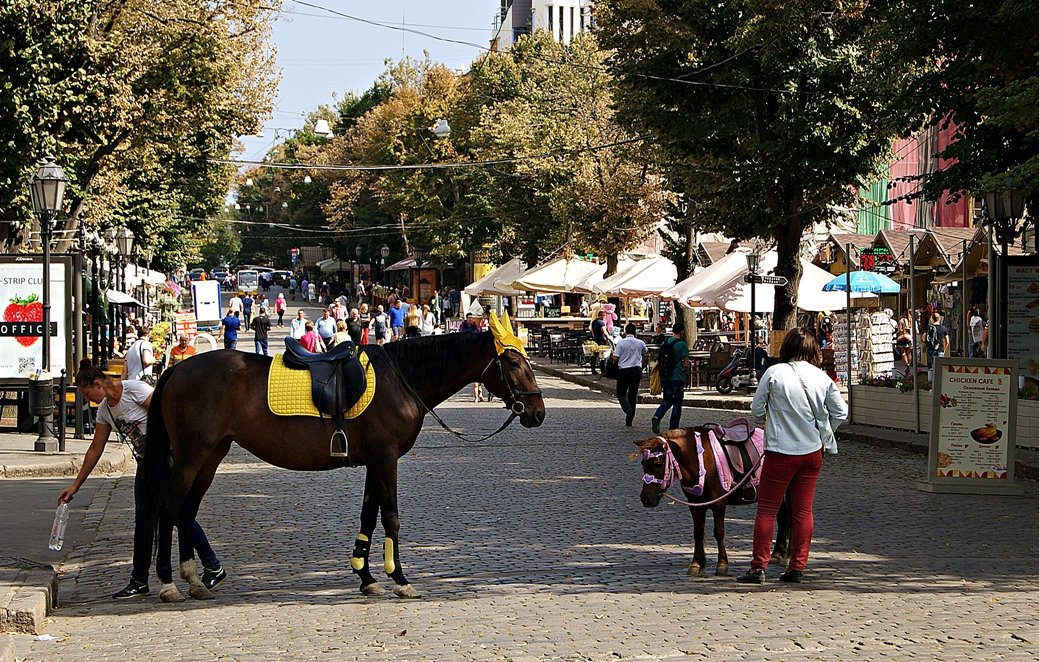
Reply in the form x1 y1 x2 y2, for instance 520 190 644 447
559 6 564 41
547 6 553 34
570 6 575 37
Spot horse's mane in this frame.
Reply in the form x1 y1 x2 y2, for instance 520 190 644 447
380 331 493 389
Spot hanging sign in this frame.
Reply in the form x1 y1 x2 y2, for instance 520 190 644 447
860 247 896 274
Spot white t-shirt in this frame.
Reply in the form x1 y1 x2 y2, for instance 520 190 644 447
96 380 153 461
613 335 648 369
419 312 436 336
228 296 243 314
123 339 154 381
969 315 984 343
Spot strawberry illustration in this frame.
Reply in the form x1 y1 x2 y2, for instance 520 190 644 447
5 294 44 347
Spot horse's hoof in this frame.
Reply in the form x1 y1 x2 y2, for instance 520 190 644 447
393 584 421 599
189 583 215 600
688 564 704 577
159 584 185 603
361 582 386 596
715 565 730 576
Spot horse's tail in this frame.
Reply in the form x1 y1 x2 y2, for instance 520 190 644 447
142 365 175 548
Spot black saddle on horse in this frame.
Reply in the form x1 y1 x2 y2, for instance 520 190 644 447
282 337 367 419
697 421 763 505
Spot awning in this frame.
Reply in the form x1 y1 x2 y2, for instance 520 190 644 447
464 258 526 297
317 258 351 273
663 249 865 312
384 257 419 272
106 289 145 306
594 255 677 297
508 257 605 293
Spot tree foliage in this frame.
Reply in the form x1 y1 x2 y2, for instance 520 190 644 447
595 0 904 327
884 1 1039 207
0 0 279 271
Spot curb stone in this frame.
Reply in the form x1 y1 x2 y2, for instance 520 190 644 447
0 445 134 479
0 562 55 635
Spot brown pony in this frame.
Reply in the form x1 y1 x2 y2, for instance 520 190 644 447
633 426 790 576
142 316 545 602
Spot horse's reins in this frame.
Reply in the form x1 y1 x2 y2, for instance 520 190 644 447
642 436 765 508
384 348 540 443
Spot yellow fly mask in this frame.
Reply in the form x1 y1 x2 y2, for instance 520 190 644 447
488 311 526 357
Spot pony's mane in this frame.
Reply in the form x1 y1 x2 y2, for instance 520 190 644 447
381 331 493 388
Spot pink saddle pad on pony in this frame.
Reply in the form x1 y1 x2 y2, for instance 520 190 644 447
706 417 765 491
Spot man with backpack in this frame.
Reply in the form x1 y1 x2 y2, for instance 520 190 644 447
651 322 690 434
926 313 949 381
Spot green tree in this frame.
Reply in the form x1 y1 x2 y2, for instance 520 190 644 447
0 0 279 269
596 1 903 328
884 1 1039 207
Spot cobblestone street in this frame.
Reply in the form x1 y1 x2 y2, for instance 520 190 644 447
21 374 1039 661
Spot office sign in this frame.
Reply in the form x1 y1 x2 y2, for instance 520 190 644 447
0 256 72 384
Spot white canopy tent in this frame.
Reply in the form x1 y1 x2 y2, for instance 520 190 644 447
593 255 677 297
106 289 145 306
508 257 605 294
464 258 526 297
663 249 861 312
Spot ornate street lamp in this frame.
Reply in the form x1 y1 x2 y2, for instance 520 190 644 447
28 154 67 452
983 190 1027 359
745 252 761 389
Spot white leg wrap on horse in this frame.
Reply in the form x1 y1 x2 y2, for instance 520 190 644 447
383 537 395 575
179 559 198 581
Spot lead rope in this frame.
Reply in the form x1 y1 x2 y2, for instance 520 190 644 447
383 353 521 443
658 440 765 508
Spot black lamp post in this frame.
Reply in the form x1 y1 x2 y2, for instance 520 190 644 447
983 190 1027 359
28 154 68 452
379 244 390 287
746 251 760 389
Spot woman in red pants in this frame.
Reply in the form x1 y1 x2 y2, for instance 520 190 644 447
737 328 848 584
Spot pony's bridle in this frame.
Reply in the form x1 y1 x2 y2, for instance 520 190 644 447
481 348 543 415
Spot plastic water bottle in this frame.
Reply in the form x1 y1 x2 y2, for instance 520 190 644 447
49 502 69 551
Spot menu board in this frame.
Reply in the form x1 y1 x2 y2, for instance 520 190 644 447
920 358 1022 495
1006 257 1039 390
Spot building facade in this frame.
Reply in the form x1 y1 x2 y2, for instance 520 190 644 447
491 0 593 51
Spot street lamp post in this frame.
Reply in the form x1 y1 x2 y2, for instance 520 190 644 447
379 244 390 288
983 190 1027 359
28 154 68 452
746 252 760 389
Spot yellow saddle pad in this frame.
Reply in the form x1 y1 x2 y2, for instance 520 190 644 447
267 352 375 419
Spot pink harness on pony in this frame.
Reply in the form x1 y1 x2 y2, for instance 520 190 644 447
641 417 766 507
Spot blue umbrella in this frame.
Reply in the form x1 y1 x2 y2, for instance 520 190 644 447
822 270 901 294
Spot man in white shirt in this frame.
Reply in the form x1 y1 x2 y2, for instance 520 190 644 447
612 323 648 427
289 309 308 339
228 293 243 317
123 329 155 382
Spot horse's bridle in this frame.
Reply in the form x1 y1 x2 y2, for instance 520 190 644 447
480 348 543 415
641 436 764 508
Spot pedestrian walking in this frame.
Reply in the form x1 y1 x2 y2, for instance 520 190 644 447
123 328 155 383
299 321 324 353
737 328 848 585
315 308 336 346
968 307 985 358
218 309 241 350
289 309 308 339
59 367 226 599
925 312 949 381
612 323 648 427
242 292 254 329
651 322 689 434
275 293 286 326
251 306 271 356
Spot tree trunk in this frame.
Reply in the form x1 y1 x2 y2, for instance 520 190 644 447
605 252 618 278
772 223 803 330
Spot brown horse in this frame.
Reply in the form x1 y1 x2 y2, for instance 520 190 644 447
633 425 790 577
142 317 545 602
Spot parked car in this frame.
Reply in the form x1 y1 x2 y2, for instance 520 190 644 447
211 270 229 284
272 270 293 287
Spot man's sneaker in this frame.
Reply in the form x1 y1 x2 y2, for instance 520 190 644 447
625 411 635 427
201 567 227 590
112 579 150 599
735 569 766 584
779 569 803 583
651 417 661 434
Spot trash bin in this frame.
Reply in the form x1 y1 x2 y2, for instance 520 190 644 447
27 377 54 417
